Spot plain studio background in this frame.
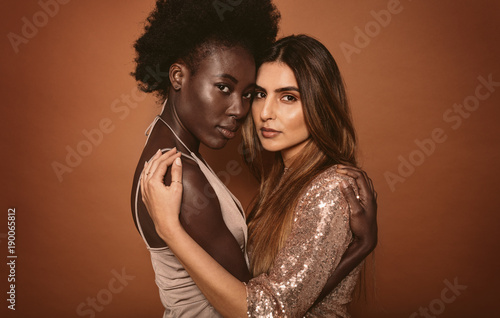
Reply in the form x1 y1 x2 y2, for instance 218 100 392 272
1 0 499 317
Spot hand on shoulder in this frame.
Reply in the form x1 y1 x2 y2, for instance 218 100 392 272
335 165 378 254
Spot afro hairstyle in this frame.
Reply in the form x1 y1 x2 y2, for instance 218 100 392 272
132 0 281 99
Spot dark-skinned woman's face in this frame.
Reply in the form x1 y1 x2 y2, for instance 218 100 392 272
176 46 256 149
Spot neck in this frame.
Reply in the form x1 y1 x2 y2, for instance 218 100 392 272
158 97 201 156
281 141 308 168
282 155 293 168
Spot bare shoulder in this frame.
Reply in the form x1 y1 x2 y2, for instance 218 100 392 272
176 158 221 214
158 155 228 235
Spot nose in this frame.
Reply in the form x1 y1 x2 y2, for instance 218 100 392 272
226 96 249 120
259 97 275 122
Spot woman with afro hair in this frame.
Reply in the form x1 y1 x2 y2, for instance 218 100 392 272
131 1 377 317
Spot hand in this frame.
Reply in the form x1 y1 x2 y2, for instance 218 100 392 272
336 165 378 253
140 148 183 240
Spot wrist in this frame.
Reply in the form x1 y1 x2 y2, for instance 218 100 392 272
155 218 183 243
351 235 377 255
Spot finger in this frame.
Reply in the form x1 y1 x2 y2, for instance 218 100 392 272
140 160 152 205
338 166 369 186
336 168 369 194
140 161 147 199
340 180 363 214
147 148 177 178
357 170 375 197
337 167 375 200
150 152 182 183
336 166 364 180
170 156 183 190
143 149 163 178
336 164 364 173
368 177 375 193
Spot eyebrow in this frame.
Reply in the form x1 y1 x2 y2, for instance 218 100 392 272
215 73 238 84
276 86 300 93
255 85 300 93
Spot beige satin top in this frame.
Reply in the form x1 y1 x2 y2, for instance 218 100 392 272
134 116 248 317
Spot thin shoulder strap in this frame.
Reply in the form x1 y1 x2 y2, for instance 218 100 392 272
144 99 168 145
155 114 245 215
135 147 194 249
155 115 199 159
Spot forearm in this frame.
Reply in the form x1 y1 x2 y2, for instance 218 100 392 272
157 224 248 318
314 238 373 306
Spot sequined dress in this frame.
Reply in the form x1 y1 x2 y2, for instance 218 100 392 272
246 166 361 317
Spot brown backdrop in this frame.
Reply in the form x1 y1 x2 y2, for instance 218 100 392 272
1 0 499 317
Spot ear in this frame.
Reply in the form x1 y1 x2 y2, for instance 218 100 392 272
169 63 186 91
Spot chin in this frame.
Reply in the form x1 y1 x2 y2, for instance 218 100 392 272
204 138 229 150
261 145 282 153
259 140 282 153
263 147 281 153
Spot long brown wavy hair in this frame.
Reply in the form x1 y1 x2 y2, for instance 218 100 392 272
242 34 358 276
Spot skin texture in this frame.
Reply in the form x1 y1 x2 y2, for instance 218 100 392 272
131 46 257 282
142 151 248 316
140 61 378 316
141 152 377 317
134 45 378 316
173 46 256 151
253 62 310 166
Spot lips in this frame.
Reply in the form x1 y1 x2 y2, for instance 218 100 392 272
260 127 281 138
217 125 239 139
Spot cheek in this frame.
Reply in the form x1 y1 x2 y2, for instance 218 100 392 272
198 88 217 113
187 81 216 107
285 106 308 134
296 114 309 137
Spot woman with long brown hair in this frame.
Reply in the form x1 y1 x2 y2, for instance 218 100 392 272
141 34 377 317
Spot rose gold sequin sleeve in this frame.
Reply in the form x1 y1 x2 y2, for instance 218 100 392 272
246 167 360 317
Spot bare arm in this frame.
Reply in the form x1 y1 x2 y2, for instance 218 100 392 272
141 151 247 317
141 153 372 316
178 160 251 282
140 149 251 282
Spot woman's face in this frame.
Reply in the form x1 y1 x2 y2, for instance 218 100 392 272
252 62 310 165
176 46 256 149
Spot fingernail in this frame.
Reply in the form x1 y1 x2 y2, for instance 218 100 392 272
175 157 182 166
341 180 349 188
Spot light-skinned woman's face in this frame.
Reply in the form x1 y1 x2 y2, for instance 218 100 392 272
176 45 256 149
252 62 310 165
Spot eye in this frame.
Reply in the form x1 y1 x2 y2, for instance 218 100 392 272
281 94 297 102
243 92 253 100
216 84 230 94
254 91 266 99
